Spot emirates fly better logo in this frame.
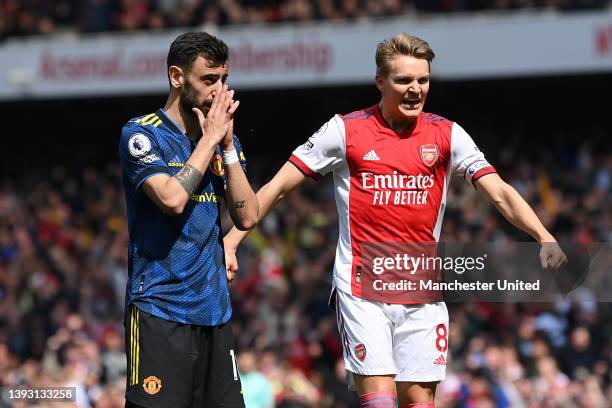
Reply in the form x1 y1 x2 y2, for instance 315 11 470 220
361 171 434 206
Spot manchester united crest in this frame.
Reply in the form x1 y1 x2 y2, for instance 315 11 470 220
210 153 225 176
420 144 439 167
143 376 162 395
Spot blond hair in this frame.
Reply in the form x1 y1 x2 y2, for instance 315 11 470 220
375 33 435 77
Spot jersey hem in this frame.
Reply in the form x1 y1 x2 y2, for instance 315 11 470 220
334 278 444 305
129 300 232 327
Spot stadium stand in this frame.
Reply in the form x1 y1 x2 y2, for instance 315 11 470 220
1 0 611 40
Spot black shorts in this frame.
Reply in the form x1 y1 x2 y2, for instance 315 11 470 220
124 305 244 408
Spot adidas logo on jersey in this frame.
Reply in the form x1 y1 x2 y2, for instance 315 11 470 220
433 355 447 365
363 150 380 161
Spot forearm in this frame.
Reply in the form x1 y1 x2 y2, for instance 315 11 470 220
224 180 286 248
492 183 555 243
224 158 258 230
156 139 217 213
225 162 306 250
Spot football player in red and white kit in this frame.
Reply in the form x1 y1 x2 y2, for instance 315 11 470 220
224 33 566 407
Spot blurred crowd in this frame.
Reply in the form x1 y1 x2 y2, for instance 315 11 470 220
1 0 611 40
0 131 610 407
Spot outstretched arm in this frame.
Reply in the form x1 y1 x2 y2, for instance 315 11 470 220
223 114 346 283
224 163 307 283
475 173 567 269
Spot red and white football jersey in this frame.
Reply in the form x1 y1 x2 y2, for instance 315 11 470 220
289 105 496 298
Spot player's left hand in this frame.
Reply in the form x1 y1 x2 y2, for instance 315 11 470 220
539 242 567 270
224 241 238 286
219 88 238 151
193 85 239 148
220 118 235 152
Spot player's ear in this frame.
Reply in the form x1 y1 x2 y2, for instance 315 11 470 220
168 65 184 89
375 74 384 91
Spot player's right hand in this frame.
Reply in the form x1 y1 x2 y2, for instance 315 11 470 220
539 241 568 270
193 85 240 146
224 241 239 286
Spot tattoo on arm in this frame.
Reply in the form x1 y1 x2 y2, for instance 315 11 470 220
173 164 203 196
233 200 246 209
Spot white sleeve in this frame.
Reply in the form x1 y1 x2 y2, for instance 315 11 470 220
289 115 346 179
451 122 496 187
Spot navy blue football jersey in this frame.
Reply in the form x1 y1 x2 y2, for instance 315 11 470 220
119 108 247 326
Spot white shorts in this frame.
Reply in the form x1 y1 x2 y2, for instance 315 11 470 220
334 288 449 384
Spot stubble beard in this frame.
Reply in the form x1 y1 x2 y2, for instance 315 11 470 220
179 82 207 117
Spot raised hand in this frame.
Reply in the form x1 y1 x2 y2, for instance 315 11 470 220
221 92 239 150
192 85 240 148
222 118 236 151
539 241 568 270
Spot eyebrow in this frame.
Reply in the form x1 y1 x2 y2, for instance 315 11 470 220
394 74 430 80
200 73 229 82
201 73 220 81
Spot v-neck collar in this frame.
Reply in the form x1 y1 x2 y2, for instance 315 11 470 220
373 103 419 138
156 108 203 147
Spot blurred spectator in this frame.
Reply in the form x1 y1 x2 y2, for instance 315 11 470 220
81 0 115 32
559 325 605 379
1 0 612 40
239 351 274 408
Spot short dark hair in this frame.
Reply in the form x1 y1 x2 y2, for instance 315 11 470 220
167 32 229 74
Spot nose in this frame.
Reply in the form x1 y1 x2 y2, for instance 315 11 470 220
408 80 420 94
210 79 223 96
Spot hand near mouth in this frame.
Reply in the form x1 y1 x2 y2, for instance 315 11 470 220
192 85 239 147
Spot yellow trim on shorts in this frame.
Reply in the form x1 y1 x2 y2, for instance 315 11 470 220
129 306 140 386
130 306 135 385
135 308 140 384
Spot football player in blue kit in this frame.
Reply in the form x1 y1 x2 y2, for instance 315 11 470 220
118 32 258 408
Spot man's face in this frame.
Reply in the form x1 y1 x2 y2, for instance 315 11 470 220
179 55 228 115
376 55 430 123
